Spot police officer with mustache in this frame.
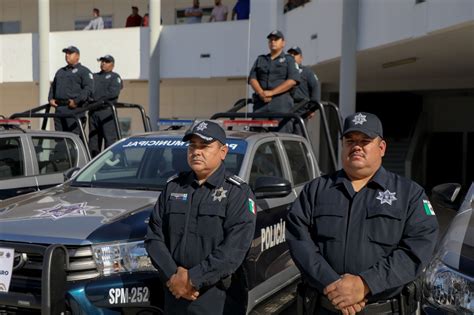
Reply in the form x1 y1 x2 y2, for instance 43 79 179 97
286 112 438 315
146 121 257 315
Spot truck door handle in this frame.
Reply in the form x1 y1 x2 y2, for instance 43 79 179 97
16 188 37 194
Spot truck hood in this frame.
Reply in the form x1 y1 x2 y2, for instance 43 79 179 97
0 184 160 245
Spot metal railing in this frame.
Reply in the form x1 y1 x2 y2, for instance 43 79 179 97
216 98 343 172
9 101 151 151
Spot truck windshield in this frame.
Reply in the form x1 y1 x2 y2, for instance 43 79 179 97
72 137 247 191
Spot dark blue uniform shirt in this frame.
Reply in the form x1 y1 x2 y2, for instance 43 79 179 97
249 52 300 90
249 52 300 112
292 65 319 103
48 63 94 106
146 163 256 290
286 167 438 302
92 71 123 103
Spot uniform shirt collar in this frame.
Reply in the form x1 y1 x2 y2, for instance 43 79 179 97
266 51 286 60
368 166 388 190
66 62 81 69
333 166 388 190
191 163 226 188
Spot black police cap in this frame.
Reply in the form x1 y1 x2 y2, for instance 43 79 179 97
287 46 302 55
62 46 80 54
183 120 226 145
267 30 284 40
342 112 383 139
97 55 115 63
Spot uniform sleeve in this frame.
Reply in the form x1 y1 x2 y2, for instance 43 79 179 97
358 186 439 295
145 188 178 281
48 76 56 101
286 181 340 292
188 185 257 289
286 55 301 84
74 68 94 105
105 74 122 102
305 68 320 102
248 57 259 83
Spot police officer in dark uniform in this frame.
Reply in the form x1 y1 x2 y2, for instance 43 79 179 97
48 46 94 137
286 112 439 315
145 120 257 315
287 46 320 104
249 30 300 113
88 55 123 157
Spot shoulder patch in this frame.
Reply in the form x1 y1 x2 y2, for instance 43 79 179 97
89 73 93 80
226 175 246 186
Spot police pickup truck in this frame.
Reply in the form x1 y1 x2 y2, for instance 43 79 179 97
0 119 89 201
0 119 320 314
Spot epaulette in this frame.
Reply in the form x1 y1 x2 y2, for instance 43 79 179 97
166 174 179 183
226 175 246 186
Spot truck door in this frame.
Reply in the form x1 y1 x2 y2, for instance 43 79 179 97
245 140 297 290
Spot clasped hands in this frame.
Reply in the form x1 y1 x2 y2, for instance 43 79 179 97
259 90 274 103
166 266 199 301
323 274 370 315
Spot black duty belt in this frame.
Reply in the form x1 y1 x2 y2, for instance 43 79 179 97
320 295 399 314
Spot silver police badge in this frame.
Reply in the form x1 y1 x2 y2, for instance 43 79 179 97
212 187 227 202
376 190 397 205
196 122 208 131
352 113 367 125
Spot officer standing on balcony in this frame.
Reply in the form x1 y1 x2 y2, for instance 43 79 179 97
48 46 94 138
286 112 439 315
146 121 257 315
249 30 300 114
88 55 123 158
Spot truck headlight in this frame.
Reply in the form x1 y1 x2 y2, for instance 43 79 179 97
92 240 156 276
423 259 474 313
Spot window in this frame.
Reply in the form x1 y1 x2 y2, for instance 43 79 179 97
0 21 20 34
0 137 24 179
33 137 78 175
283 141 313 186
249 142 284 189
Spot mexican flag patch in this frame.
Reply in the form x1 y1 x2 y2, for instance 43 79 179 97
248 198 256 215
423 199 435 216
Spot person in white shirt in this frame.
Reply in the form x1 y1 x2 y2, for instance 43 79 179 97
84 8 104 30
209 0 228 22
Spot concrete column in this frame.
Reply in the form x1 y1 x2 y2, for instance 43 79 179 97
338 0 359 119
38 0 50 125
148 0 161 130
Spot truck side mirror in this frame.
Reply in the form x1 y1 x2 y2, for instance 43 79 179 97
431 183 461 208
63 167 80 181
253 176 292 199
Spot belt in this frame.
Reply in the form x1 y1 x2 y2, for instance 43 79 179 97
320 296 399 314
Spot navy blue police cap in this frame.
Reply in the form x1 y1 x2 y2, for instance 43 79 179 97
267 30 284 40
342 112 383 139
97 55 115 63
183 120 226 145
62 46 80 54
287 46 302 55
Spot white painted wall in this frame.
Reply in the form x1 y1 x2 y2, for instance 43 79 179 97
0 0 473 83
358 0 474 50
